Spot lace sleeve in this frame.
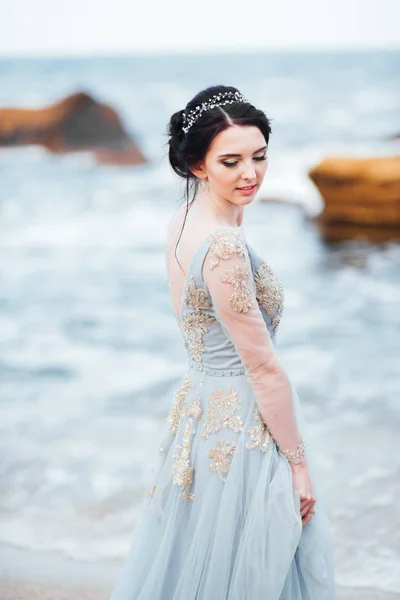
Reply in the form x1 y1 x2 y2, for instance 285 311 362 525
203 228 305 465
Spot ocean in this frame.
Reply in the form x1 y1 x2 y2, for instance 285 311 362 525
0 51 400 593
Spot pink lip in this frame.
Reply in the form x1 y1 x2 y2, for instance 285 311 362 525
237 184 257 196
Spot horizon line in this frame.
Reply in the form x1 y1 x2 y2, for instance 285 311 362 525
1 44 399 59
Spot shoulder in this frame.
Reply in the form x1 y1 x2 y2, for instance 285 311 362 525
206 226 248 270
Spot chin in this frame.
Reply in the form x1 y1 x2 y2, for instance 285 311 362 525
235 194 257 206
238 197 254 206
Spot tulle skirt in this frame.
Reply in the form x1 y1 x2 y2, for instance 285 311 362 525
108 366 336 600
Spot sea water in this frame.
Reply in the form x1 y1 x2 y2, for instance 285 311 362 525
0 51 400 593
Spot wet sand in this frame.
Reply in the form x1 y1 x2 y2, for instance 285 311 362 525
0 543 398 600
1 582 400 600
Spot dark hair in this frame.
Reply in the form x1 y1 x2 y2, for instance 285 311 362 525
167 84 272 270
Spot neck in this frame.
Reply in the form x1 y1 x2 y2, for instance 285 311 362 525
194 183 244 228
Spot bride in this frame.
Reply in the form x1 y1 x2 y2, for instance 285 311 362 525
108 84 336 600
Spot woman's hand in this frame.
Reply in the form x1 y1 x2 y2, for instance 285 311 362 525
290 461 316 526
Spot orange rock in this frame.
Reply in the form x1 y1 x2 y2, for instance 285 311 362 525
0 92 147 166
313 220 400 243
308 156 400 227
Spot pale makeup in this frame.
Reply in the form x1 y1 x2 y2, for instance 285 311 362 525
191 124 269 219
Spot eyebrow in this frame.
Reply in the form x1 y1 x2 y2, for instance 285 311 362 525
218 145 267 158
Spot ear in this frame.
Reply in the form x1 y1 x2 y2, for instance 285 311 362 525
190 161 207 180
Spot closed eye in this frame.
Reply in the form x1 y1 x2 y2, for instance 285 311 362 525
222 155 267 167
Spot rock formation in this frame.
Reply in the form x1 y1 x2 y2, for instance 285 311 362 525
0 92 147 166
308 156 400 227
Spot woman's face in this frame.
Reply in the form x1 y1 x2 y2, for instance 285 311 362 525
195 125 269 205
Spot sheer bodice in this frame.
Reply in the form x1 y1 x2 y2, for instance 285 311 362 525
168 227 284 373
166 225 304 463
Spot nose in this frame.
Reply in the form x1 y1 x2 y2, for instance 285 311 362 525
241 161 257 181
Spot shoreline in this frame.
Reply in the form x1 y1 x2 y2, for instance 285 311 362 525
0 543 398 600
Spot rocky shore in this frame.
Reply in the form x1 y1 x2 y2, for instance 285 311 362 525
0 92 147 166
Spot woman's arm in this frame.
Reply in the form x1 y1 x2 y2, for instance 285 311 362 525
203 228 305 464
203 228 316 524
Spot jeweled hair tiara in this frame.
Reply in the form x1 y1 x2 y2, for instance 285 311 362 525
181 91 249 134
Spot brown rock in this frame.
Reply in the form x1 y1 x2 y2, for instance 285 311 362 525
0 92 147 166
308 156 400 227
312 219 400 243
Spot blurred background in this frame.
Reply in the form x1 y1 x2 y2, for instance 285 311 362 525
0 0 399 598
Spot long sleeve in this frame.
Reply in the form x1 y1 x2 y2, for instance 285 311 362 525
203 228 305 465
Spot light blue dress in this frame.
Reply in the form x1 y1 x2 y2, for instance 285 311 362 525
108 228 336 600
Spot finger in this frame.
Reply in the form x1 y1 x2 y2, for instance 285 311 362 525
300 502 312 517
300 497 315 512
302 505 316 524
302 511 314 526
300 505 310 517
300 496 314 509
300 495 315 505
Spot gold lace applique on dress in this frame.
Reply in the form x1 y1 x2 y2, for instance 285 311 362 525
184 275 211 311
182 393 203 422
220 264 254 314
181 312 216 363
172 418 196 502
280 440 306 465
144 483 158 512
168 375 203 436
245 410 272 452
208 229 247 270
254 262 284 334
201 388 244 440
208 440 237 482
148 484 157 497
181 275 216 364
168 374 192 436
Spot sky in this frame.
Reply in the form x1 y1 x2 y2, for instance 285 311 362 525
0 0 399 56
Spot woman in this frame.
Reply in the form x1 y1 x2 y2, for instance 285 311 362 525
108 85 336 599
